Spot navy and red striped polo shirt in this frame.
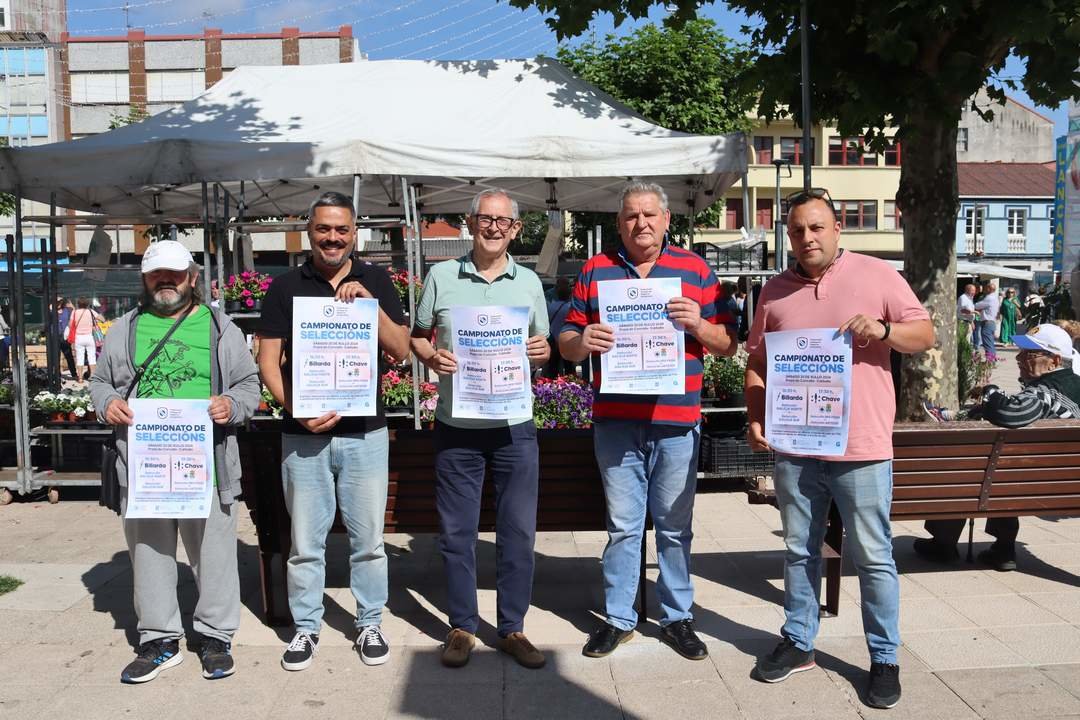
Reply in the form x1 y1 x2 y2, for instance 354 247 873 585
563 242 735 426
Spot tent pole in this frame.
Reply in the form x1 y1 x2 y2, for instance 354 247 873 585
352 174 363 252
402 177 421 431
10 191 34 495
237 181 247 274
45 192 59 391
741 171 751 236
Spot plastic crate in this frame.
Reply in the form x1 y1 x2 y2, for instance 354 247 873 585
700 432 774 478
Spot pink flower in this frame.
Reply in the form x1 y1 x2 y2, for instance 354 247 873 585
227 275 236 285
241 289 252 297
245 297 255 308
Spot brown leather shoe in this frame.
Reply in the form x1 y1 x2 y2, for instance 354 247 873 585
498 631 546 669
441 628 476 668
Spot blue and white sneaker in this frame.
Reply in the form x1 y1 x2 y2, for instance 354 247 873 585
121 639 183 684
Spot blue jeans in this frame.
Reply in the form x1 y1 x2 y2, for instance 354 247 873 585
594 420 700 631
980 320 997 357
281 429 389 633
773 455 899 664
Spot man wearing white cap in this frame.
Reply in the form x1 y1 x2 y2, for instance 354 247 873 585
917 323 1080 570
91 240 261 683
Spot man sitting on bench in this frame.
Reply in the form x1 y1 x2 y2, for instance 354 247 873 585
918 323 1080 571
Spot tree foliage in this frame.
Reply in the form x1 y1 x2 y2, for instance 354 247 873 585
553 18 757 246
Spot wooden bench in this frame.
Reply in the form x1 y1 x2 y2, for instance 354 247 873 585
747 420 1080 615
238 425 625 626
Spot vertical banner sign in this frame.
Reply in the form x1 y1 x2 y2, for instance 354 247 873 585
1064 101 1080 282
291 297 379 417
1054 135 1067 273
126 398 215 519
450 305 532 419
764 328 852 457
597 277 684 395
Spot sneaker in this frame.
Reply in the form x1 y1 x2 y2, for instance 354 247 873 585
866 662 902 709
912 537 960 564
977 545 1017 572
921 400 954 422
582 622 634 658
120 639 183 684
754 638 816 683
659 619 708 660
199 637 235 680
281 631 319 671
357 625 390 666
498 631 546 669
441 628 476 668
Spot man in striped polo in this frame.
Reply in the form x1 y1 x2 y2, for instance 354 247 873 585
560 181 737 660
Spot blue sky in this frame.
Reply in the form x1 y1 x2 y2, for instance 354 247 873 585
65 0 1067 137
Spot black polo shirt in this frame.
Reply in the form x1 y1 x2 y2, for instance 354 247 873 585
258 257 407 436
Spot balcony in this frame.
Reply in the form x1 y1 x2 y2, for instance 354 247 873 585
1007 234 1027 253
965 235 984 255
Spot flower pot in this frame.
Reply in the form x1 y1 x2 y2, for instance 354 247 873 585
717 391 745 408
250 299 262 312
225 300 242 313
84 411 97 423
48 411 67 423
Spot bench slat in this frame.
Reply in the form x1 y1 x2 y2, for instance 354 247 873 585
894 444 994 458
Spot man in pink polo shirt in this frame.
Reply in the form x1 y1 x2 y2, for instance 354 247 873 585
745 188 934 710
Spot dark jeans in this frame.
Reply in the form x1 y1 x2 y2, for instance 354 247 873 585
434 419 539 637
925 517 1019 551
59 340 78 379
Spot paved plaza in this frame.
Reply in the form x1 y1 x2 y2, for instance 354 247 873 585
1 347 1079 719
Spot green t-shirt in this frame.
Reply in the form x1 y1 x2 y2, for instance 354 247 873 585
134 306 213 400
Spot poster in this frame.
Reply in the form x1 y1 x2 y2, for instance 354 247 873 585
291 297 379 417
764 328 852 457
126 398 215 519
450 305 532 419
597 277 684 395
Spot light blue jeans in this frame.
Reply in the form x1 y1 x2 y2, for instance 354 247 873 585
594 420 700 631
773 455 899 664
281 429 389 633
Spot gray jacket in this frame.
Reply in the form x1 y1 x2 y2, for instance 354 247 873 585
90 305 261 503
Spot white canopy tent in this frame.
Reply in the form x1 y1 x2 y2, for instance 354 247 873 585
0 58 746 217
0 57 748 494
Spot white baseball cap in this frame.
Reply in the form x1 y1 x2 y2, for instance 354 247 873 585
1013 323 1077 359
141 240 195 274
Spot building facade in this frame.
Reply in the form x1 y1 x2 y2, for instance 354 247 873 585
957 87 1055 164
955 162 1055 288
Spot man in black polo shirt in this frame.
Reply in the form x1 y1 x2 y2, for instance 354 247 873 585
257 191 410 670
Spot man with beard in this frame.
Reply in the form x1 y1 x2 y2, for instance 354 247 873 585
90 240 261 683
257 192 410 670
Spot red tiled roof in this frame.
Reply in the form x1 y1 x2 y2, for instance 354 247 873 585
957 162 1055 198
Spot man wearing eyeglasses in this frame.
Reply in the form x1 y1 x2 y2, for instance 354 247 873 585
411 188 551 670
744 188 934 709
561 181 738 661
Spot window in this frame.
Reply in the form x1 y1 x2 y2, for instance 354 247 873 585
1050 205 1057 238
957 128 969 153
964 206 985 254
837 200 877 230
724 198 744 230
884 200 902 230
884 140 902 166
753 135 773 164
1007 208 1027 252
780 136 815 164
828 137 874 166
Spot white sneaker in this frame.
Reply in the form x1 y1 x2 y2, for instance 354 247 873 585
281 631 319 671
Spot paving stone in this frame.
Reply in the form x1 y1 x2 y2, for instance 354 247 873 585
943 593 1065 628
902 628 1026 671
937 665 1080 720
986 624 1080 665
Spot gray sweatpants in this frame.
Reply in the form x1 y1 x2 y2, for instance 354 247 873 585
121 491 240 645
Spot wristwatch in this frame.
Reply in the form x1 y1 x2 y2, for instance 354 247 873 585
878 319 891 341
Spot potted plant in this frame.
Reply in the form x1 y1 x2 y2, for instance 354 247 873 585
32 391 73 423
222 271 273 313
702 349 746 407
389 268 423 310
532 374 594 429
67 390 96 422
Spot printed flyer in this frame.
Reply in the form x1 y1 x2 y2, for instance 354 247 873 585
597 277 684 394
291 297 379 417
764 328 852 456
125 398 215 519
450 305 532 419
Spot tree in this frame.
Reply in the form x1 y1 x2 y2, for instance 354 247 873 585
554 18 757 247
510 0 1080 418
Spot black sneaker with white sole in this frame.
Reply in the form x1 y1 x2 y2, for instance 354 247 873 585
199 637 235 680
281 631 319 671
120 639 183 684
754 637 816 683
357 625 390 666
866 662 902 709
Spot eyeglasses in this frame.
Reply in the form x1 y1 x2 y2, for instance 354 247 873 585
474 214 519 231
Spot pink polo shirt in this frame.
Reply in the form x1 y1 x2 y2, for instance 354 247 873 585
746 251 930 461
